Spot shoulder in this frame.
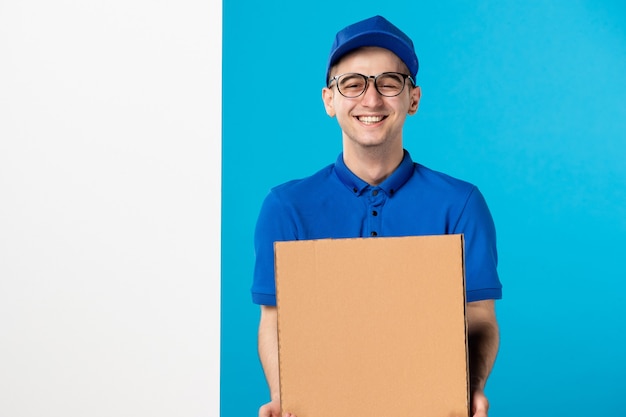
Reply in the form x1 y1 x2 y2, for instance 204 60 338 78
268 163 336 199
411 163 477 197
255 163 337 240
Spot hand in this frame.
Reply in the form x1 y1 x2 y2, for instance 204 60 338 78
470 388 490 417
259 399 298 417
258 399 280 417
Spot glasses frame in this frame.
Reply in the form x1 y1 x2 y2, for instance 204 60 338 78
327 72 416 98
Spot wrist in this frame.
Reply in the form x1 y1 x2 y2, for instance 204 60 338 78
470 376 486 392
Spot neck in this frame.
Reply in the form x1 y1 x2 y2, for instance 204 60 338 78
342 144 404 186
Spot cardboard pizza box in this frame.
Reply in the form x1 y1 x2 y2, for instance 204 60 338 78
275 234 469 417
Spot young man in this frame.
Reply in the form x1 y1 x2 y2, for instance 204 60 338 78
252 15 502 417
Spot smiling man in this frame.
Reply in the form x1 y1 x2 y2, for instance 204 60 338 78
252 15 502 417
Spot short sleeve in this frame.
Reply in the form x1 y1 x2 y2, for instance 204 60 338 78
251 189 297 306
454 187 502 302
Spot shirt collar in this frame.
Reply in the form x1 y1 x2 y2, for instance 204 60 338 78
334 149 414 197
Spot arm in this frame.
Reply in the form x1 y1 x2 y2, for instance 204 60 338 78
466 299 500 417
258 305 282 417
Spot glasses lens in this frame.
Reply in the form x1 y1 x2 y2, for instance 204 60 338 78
375 73 406 97
337 73 367 98
335 73 408 98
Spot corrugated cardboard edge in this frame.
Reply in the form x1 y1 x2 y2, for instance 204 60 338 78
274 234 471 416
460 233 470 417
274 240 284 415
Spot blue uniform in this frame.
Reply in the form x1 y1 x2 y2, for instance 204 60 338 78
251 150 502 306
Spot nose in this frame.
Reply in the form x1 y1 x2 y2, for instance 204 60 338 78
360 77 384 106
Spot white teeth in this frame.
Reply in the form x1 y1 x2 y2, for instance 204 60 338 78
358 116 384 124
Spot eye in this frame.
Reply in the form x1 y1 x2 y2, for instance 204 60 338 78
377 75 402 88
339 74 366 90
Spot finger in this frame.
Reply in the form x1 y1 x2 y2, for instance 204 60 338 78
258 404 272 417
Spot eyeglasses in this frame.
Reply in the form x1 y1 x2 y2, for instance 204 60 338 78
327 72 415 98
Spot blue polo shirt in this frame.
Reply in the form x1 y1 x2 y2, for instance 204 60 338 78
252 150 502 306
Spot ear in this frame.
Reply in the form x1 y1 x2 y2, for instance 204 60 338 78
322 87 336 118
407 85 421 115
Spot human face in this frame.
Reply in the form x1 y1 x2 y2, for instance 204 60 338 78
322 47 421 152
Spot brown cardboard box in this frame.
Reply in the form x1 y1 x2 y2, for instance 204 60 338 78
275 234 469 417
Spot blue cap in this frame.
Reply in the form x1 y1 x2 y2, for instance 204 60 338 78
326 15 419 84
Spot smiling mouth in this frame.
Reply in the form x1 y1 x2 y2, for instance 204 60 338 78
356 115 386 125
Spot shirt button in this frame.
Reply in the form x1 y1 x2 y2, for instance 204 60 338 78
371 231 378 236
353 187 358 193
372 190 379 196
372 210 378 216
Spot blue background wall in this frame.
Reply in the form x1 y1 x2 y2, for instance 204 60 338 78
222 1 626 415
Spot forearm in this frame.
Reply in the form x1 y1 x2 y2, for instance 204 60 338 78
258 305 281 401
466 300 500 391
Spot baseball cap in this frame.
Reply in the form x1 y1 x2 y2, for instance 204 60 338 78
325 15 419 84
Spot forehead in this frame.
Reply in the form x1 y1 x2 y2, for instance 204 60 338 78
332 46 408 75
